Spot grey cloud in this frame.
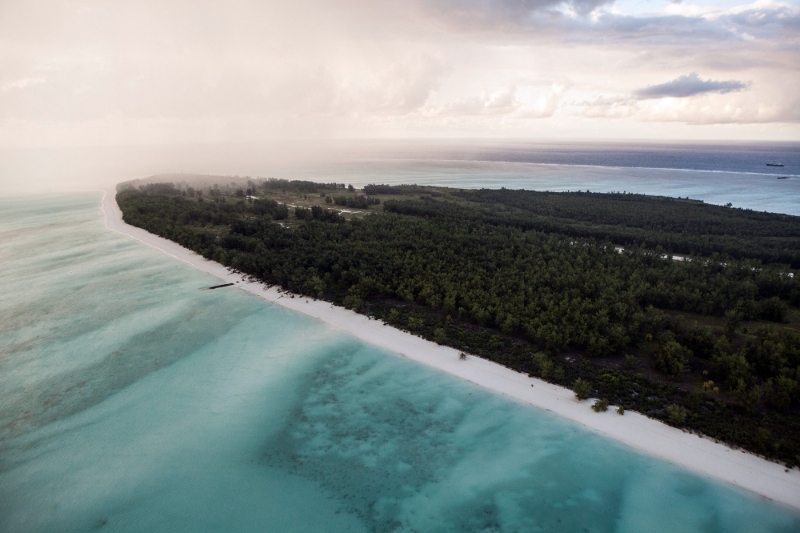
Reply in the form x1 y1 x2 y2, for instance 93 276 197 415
402 0 800 51
724 4 800 34
609 7 794 49
557 4 800 47
634 72 750 99
414 0 614 31
583 13 729 44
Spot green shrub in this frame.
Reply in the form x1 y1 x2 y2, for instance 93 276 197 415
532 352 553 378
573 378 592 400
407 316 424 330
342 294 364 312
712 350 750 389
758 296 787 323
592 398 609 412
666 404 688 424
767 375 799 410
682 325 716 360
654 338 690 378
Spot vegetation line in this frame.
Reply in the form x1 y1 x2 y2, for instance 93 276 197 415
117 177 800 466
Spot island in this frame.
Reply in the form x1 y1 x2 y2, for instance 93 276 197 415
115 175 800 470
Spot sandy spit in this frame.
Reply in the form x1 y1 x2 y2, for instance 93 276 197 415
102 191 800 511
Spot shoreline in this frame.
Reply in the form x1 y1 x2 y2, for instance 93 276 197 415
102 190 800 511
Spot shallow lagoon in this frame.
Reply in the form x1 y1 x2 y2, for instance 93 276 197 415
1 193 799 532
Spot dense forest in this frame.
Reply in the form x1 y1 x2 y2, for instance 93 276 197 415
117 178 800 465
453 189 800 267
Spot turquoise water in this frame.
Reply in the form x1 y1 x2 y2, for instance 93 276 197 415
1 193 799 532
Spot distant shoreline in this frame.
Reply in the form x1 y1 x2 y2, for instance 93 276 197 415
102 190 800 511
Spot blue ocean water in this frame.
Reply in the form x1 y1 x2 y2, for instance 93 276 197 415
388 141 800 175
274 141 800 215
2 193 799 532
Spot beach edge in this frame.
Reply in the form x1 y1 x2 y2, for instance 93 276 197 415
102 190 800 511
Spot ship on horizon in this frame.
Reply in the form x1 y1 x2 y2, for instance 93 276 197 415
767 162 785 167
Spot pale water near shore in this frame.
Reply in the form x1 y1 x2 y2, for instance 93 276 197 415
1 193 799 532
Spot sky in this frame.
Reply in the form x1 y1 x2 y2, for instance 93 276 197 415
1 0 799 151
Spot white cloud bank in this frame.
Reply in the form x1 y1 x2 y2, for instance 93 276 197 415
0 0 798 147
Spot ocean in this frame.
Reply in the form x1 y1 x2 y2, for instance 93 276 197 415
1 184 800 532
3 141 799 215
272 141 800 215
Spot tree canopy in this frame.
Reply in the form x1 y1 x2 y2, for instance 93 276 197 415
117 179 800 465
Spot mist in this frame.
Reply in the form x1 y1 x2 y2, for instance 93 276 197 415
1 0 798 192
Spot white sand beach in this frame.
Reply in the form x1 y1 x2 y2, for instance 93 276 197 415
102 190 800 511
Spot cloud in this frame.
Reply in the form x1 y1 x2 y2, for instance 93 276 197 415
515 79 572 118
576 96 638 119
585 3 800 49
406 0 614 34
1 0 799 146
1 77 44 91
427 86 519 116
635 93 799 124
364 55 451 114
572 75 800 125
685 1 800 37
399 0 800 51
634 72 750 99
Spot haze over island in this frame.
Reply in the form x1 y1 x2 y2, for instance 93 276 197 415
1 0 799 194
